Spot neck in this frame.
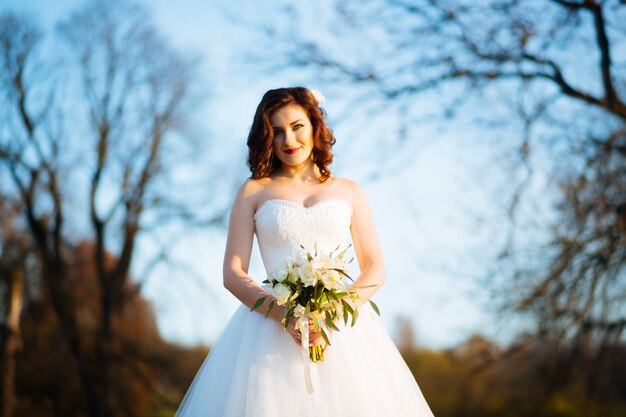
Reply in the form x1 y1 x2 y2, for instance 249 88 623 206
275 160 322 183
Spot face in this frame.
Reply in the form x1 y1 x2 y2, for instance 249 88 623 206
270 104 314 168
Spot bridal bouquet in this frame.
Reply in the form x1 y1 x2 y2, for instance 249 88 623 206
251 242 380 363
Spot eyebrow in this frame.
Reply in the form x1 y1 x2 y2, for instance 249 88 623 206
272 119 304 129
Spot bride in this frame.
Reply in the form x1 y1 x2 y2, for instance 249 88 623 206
174 87 435 416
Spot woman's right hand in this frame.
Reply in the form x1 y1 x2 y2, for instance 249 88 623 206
268 304 327 347
285 319 327 348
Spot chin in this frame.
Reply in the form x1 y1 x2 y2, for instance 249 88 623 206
282 159 307 167
281 153 312 166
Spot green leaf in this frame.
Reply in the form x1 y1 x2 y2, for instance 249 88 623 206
264 299 276 318
342 302 348 325
324 311 340 331
336 243 352 260
251 296 266 311
341 299 354 315
368 299 380 316
351 308 359 327
320 327 331 346
335 268 354 282
318 292 328 304
325 316 340 331
313 283 320 300
353 284 377 289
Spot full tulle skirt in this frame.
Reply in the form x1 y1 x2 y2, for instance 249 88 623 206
174 302 435 417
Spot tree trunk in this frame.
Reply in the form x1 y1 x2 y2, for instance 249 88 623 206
96 281 113 417
41 259 107 417
0 267 23 417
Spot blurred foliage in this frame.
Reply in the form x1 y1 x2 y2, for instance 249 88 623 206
401 334 626 417
0 0 213 415
3 240 209 417
9 299 626 417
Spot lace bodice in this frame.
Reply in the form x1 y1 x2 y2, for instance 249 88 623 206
254 198 353 276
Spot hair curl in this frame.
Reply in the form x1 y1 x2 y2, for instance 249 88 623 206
247 87 336 182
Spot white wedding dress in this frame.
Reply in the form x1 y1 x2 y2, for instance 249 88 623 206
174 198 435 417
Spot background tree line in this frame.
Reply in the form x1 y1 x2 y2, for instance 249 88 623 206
1 0 625 416
0 0 222 415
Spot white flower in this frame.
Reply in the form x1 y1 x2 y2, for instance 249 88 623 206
298 261 318 287
317 254 335 268
293 304 306 318
270 260 290 282
320 269 344 290
287 265 300 284
272 283 291 306
310 88 325 105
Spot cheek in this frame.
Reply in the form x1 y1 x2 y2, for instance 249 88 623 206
300 128 314 147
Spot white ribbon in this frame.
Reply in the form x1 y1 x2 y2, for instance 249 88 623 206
297 315 314 394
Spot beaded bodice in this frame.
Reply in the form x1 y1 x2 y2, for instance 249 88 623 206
253 199 353 275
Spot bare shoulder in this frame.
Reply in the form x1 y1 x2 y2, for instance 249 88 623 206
330 177 368 213
332 177 365 199
232 178 265 209
237 177 263 196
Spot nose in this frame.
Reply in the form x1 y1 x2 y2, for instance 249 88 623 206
283 128 297 145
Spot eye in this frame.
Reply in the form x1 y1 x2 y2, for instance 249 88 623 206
293 124 304 130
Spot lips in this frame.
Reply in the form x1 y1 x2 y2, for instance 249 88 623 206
284 147 300 155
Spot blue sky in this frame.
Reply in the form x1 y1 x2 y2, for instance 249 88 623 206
2 0 543 349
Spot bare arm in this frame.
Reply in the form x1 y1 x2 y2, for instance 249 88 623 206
346 181 386 308
222 180 324 346
222 180 285 324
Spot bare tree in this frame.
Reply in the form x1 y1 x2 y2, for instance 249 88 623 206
0 198 30 417
0 1 217 415
249 0 626 408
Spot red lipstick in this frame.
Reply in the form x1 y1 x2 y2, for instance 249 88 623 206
285 147 300 155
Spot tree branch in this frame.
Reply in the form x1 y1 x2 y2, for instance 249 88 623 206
550 0 587 10
550 1 623 115
588 1 620 108
522 52 626 118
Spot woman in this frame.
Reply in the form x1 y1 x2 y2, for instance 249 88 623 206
174 87 435 417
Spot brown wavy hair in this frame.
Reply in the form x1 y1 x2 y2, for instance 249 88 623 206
247 87 336 182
